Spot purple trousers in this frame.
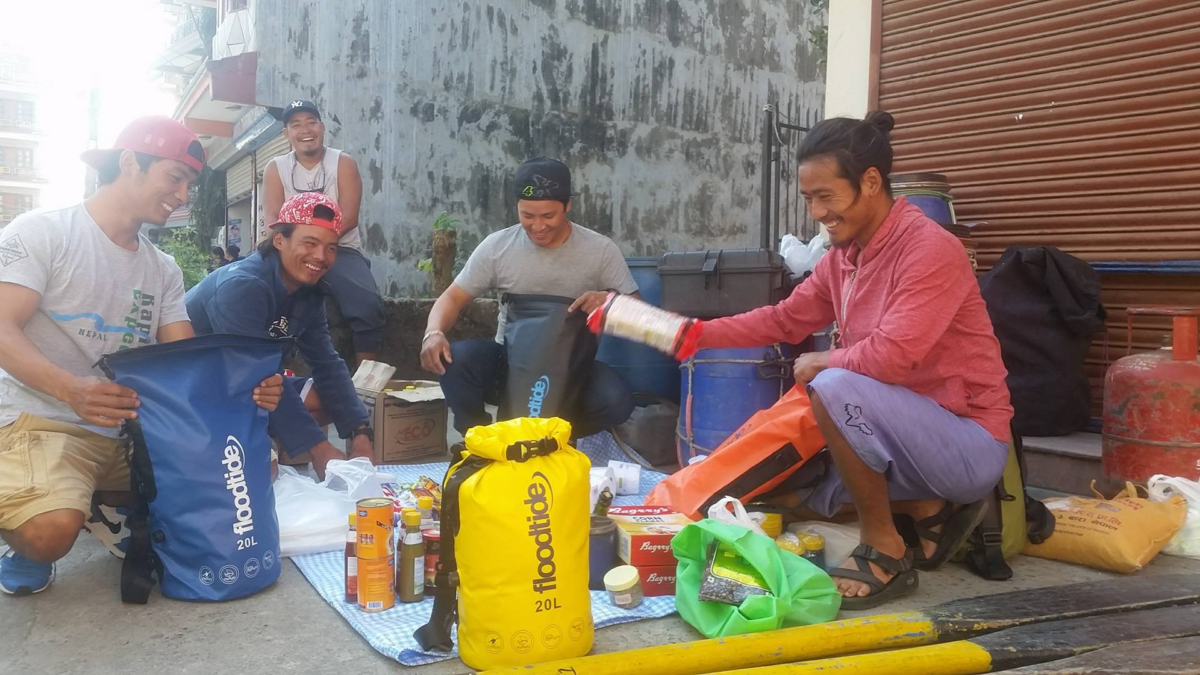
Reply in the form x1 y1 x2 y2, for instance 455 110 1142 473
797 368 1009 518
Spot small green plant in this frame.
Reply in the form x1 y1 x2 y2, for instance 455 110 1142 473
417 258 432 272
432 211 461 231
809 0 829 69
159 226 210 290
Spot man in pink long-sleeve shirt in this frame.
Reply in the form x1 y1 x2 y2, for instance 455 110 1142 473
702 112 1012 610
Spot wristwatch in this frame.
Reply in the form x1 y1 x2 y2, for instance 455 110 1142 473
351 423 374 444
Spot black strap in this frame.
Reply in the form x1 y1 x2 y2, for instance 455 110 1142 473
965 489 1013 581
1013 426 1056 545
120 420 160 604
414 455 489 652
1025 496 1056 545
505 437 558 462
704 444 824 514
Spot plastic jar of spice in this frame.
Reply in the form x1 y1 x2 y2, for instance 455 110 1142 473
603 565 644 609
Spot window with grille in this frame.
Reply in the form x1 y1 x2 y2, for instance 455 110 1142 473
16 102 33 122
16 150 32 167
17 195 32 212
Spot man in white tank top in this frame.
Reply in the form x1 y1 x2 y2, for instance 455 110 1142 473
263 100 385 366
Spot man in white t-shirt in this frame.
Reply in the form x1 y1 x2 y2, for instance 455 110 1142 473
262 99 385 368
0 117 282 596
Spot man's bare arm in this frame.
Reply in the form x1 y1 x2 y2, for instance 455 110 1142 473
419 283 474 375
0 282 139 427
337 154 362 233
263 160 285 227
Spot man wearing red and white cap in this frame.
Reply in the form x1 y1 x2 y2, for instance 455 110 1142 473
0 116 284 595
186 192 373 480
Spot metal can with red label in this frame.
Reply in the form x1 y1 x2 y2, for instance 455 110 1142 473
423 528 440 590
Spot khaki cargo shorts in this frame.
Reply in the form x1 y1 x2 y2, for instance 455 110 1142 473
0 413 128 531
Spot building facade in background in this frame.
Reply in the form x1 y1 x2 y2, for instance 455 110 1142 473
159 0 827 296
0 52 45 227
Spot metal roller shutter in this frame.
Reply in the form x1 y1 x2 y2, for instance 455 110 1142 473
225 155 254 204
877 0 1200 416
254 134 291 180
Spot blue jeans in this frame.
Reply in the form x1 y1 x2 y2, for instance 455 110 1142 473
439 339 634 439
321 246 385 354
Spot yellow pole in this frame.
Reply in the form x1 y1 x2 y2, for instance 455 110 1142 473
708 641 995 675
479 612 935 675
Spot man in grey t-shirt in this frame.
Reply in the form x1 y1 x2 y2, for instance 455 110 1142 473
420 157 638 439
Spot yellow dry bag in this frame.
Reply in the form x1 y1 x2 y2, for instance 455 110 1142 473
414 417 594 670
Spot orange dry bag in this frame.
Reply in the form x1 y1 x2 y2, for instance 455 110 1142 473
645 387 826 519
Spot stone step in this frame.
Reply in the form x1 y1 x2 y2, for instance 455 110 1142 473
1023 431 1124 496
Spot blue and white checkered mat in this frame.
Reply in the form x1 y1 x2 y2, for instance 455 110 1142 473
290 434 677 666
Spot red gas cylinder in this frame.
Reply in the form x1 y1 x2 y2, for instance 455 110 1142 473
1102 305 1200 483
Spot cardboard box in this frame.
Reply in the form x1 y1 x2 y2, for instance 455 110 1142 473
637 565 677 597
353 361 448 464
608 505 692 567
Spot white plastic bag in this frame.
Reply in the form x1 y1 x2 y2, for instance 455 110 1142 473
707 496 768 536
779 234 827 277
275 458 396 557
1148 474 1200 559
608 460 642 496
787 521 861 568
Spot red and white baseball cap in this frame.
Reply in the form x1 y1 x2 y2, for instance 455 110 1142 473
272 192 343 236
81 116 206 173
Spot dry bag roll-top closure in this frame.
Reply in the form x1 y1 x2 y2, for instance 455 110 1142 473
416 417 594 670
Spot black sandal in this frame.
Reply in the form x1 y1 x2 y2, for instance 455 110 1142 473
828 543 919 611
896 500 987 571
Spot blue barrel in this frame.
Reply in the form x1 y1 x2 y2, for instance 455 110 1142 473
596 257 681 403
892 173 956 225
677 345 794 467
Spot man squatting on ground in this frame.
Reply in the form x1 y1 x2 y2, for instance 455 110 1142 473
421 157 639 441
700 112 1014 610
186 192 374 480
0 117 284 595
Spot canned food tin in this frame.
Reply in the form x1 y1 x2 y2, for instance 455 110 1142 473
356 498 395 559
356 555 396 612
424 528 441 590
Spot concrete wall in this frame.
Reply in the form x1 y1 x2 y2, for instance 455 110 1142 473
253 0 826 297
824 0 873 119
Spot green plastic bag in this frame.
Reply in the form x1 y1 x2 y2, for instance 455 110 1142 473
672 519 841 638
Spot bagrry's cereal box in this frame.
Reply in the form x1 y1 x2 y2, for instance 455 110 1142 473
608 506 692 567
637 565 677 597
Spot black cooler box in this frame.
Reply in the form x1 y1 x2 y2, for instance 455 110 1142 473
658 248 788 318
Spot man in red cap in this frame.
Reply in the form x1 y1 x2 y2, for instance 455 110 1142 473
0 116 284 595
185 192 374 479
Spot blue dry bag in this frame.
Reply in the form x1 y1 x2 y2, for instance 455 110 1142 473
98 334 290 603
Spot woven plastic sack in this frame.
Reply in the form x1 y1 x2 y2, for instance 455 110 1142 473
672 519 840 638
1024 481 1187 573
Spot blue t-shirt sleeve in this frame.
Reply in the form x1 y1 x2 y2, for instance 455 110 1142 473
296 300 369 438
203 276 326 456
202 276 272 336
